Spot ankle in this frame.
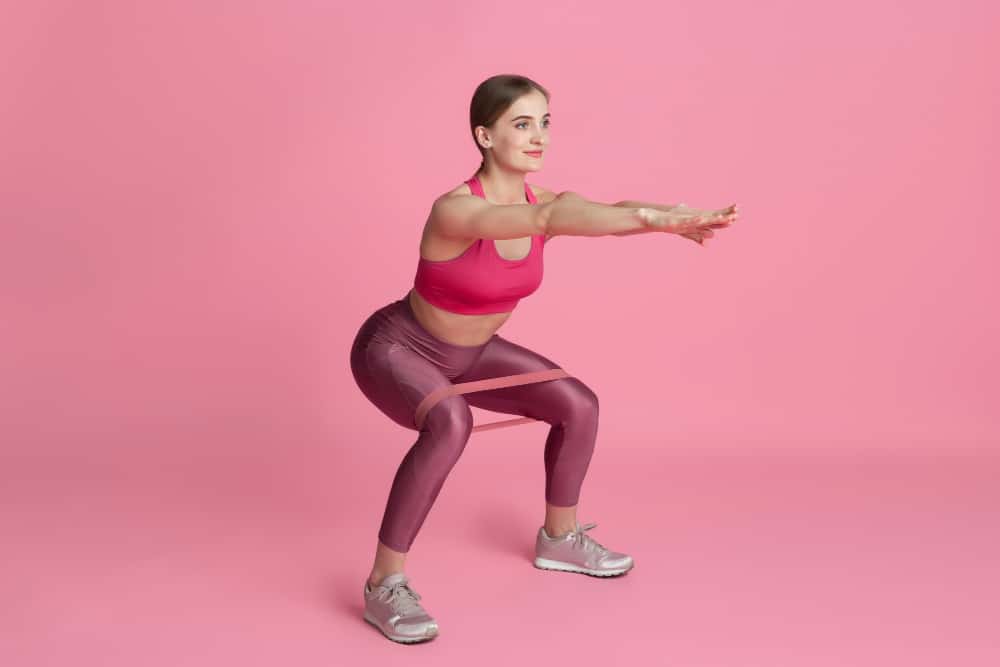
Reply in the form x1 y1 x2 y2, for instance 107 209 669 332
544 524 576 539
368 569 404 587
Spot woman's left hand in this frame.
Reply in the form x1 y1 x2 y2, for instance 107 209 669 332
675 202 737 245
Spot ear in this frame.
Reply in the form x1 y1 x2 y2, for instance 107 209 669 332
475 127 491 149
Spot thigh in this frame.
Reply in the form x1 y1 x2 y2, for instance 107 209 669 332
455 334 596 422
353 341 471 431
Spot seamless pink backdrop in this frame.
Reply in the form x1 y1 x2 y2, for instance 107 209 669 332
2 1 997 665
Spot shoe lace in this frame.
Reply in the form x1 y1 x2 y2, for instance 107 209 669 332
379 581 424 615
569 522 609 555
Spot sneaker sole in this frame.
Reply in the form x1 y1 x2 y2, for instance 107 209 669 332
363 611 438 643
533 557 634 577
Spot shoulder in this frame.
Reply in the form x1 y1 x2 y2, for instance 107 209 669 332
440 181 474 199
425 183 487 243
430 182 482 215
436 180 555 203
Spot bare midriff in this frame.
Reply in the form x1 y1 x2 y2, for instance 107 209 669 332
407 287 513 347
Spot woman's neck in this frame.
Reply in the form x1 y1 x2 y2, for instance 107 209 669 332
475 168 528 204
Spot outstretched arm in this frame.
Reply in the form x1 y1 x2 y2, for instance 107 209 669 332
543 191 653 238
531 185 734 243
545 192 721 239
613 199 685 213
610 200 717 237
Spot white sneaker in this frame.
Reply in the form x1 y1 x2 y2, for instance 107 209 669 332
534 522 635 577
362 573 439 643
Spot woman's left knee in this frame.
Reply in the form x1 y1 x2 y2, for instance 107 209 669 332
564 378 599 418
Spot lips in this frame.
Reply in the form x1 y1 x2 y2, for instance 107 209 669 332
525 151 543 157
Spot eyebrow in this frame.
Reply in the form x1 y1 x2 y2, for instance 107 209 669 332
511 113 551 121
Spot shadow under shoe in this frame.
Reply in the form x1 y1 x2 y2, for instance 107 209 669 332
363 573 439 643
534 522 635 577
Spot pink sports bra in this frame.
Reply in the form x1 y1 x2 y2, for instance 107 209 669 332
412 173 545 315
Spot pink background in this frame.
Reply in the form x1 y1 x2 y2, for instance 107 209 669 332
2 1 997 665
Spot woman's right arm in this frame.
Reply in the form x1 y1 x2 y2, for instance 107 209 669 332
430 191 654 241
543 192 650 238
429 194 547 241
429 191 716 241
546 191 733 238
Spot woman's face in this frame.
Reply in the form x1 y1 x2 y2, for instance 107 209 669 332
479 89 550 172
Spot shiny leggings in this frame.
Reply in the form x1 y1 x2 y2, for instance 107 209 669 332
350 293 599 553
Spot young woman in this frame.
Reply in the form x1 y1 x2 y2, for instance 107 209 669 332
352 74 737 643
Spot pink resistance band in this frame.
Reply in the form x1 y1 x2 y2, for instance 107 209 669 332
412 368 572 432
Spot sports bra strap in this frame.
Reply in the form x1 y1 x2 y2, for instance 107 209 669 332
467 174 536 205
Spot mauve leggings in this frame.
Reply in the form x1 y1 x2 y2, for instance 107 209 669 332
350 292 599 553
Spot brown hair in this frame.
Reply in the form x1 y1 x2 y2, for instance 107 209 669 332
469 74 550 173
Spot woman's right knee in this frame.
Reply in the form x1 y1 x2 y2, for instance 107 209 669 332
422 395 474 445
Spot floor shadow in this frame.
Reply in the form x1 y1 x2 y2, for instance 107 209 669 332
467 502 537 562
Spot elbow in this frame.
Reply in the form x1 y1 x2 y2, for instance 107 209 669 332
537 199 555 236
540 191 580 236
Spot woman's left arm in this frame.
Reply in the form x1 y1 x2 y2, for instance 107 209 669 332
534 185 701 215
613 199 687 213
531 186 730 241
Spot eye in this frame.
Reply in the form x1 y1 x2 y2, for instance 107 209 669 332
516 120 551 129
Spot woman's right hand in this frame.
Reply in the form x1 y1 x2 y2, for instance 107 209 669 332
635 205 736 235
